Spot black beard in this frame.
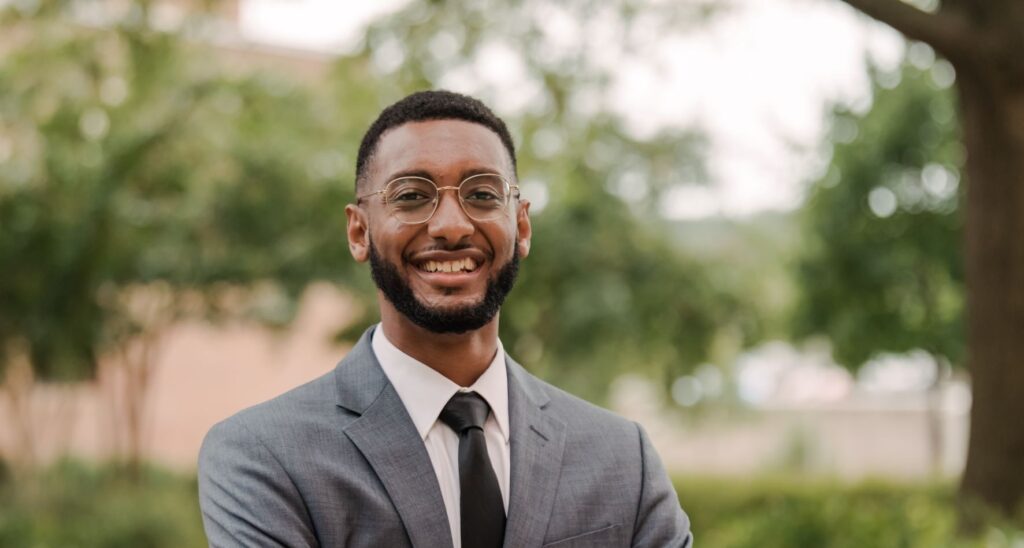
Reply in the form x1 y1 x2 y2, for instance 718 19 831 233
368 240 520 334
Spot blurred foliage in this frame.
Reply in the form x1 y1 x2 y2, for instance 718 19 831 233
0 460 204 548
0 0 765 402
682 475 1023 547
0 1 360 383
3 460 1023 548
793 60 964 369
347 0 759 398
672 212 802 346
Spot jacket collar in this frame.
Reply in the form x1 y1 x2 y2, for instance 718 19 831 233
502 353 566 547
335 326 453 548
333 326 566 548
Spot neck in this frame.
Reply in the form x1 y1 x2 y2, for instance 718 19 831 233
378 300 499 387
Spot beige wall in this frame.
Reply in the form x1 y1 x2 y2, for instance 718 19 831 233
0 284 357 471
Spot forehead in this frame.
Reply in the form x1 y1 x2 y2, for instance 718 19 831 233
370 119 511 184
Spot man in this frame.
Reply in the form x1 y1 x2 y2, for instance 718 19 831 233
198 90 692 547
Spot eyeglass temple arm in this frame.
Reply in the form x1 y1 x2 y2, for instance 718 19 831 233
354 189 386 203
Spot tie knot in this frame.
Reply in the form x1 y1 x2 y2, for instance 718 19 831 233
439 392 491 433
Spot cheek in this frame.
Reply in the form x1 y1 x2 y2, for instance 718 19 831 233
370 222 422 261
485 223 518 259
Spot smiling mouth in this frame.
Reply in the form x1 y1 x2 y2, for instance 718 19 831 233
416 258 479 274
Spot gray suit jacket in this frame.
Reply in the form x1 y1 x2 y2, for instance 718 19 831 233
198 327 692 547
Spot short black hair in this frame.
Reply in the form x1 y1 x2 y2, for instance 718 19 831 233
355 90 517 189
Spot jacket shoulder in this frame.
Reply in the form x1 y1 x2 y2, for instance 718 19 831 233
524 371 640 441
200 366 342 455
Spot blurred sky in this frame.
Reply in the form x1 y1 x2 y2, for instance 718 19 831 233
239 0 905 220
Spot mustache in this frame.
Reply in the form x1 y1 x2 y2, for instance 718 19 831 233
406 241 495 260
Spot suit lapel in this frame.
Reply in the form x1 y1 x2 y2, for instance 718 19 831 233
503 357 567 548
335 328 453 548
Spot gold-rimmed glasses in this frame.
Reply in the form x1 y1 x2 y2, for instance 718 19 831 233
356 173 520 224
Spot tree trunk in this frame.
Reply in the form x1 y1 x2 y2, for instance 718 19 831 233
956 58 1024 519
0 359 36 473
117 334 157 483
925 355 945 477
838 0 1024 522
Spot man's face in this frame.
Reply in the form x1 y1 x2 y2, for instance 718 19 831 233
345 119 532 334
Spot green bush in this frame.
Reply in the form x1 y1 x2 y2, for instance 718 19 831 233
0 460 204 548
676 475 1023 547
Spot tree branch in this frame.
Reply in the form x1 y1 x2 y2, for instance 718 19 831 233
838 0 976 57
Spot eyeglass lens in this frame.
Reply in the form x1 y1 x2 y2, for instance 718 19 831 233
383 174 510 223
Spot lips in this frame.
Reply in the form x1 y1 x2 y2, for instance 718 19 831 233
409 249 489 286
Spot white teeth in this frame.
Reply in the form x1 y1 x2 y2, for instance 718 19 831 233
420 259 478 273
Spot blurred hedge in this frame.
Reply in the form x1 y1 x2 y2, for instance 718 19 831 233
0 460 204 548
1 461 1021 547
679 475 1022 547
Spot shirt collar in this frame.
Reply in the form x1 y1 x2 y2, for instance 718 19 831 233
372 324 510 443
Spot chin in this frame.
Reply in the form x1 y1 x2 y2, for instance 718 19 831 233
418 293 486 313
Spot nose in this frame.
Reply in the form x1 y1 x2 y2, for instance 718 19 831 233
426 190 474 244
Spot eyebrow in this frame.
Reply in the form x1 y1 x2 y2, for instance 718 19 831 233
383 167 503 183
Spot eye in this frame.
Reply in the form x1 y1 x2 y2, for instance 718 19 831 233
393 190 432 202
385 178 437 205
461 175 506 205
465 189 501 202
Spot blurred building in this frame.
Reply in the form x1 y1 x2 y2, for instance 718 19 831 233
612 341 970 479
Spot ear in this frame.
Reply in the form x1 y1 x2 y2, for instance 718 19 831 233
345 203 370 263
515 199 532 259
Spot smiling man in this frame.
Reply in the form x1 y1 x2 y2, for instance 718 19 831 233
198 91 692 548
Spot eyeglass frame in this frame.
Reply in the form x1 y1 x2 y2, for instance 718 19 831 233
355 172 522 225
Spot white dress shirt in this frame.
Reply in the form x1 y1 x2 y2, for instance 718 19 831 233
371 325 510 548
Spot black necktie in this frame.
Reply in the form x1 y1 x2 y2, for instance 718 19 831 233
439 392 506 548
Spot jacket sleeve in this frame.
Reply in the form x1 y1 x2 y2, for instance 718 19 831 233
631 423 693 547
198 418 319 548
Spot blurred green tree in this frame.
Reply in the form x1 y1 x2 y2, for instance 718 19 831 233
794 61 963 472
836 0 1024 520
797 62 963 378
0 1 359 472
